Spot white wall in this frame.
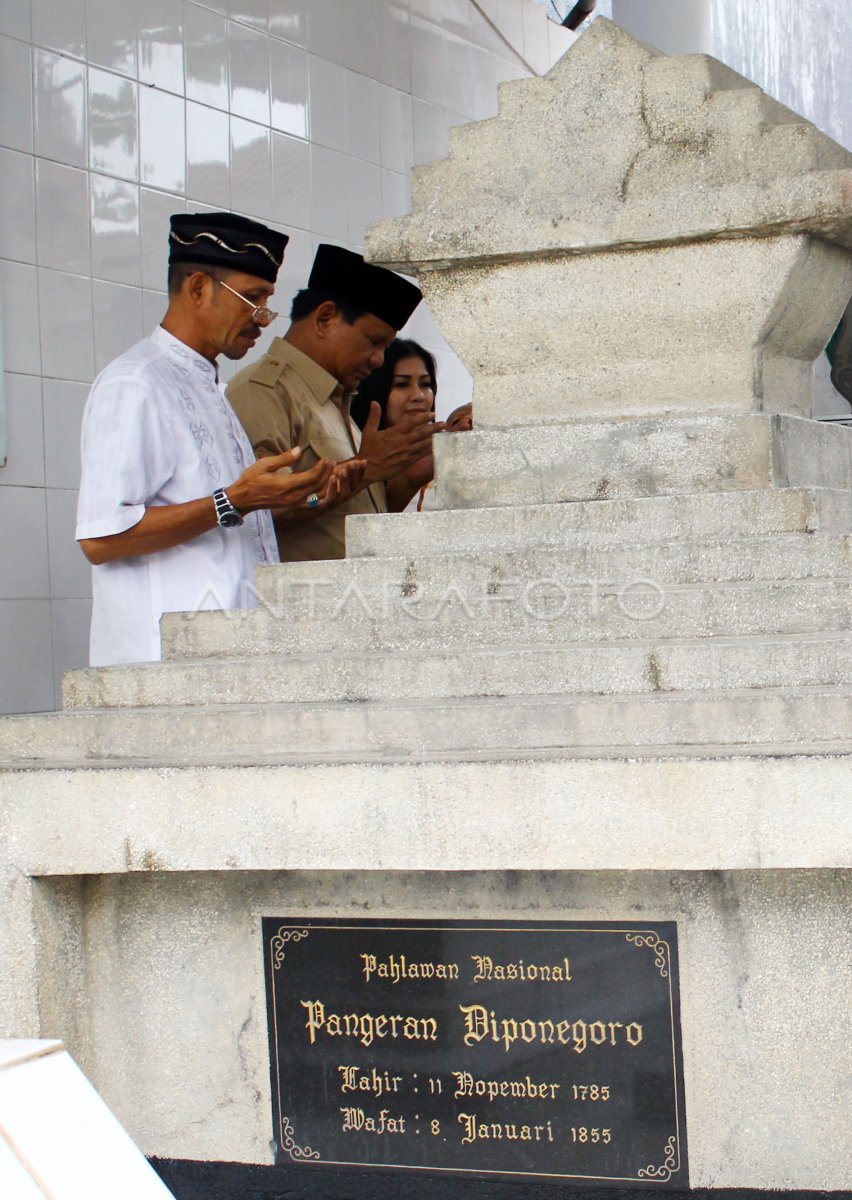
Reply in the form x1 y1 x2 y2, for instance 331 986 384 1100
0 0 574 715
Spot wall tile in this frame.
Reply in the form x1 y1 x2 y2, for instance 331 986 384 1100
0 0 31 40
140 87 186 192
33 50 86 166
522 1 550 76
443 31 475 118
185 3 229 110
47 487 93 599
92 279 144 374
310 143 348 242
138 0 185 94
43 379 88 490
230 116 271 221
0 261 41 375
229 20 270 125
376 3 411 93
441 0 471 40
272 222 311 300
345 70 381 164
380 167 410 221
187 101 231 208
88 67 138 181
308 54 347 152
408 0 438 19
36 160 91 275
86 0 137 76
268 1 308 48
270 39 309 138
412 97 447 165
228 0 268 34
141 187 182 291
547 17 576 68
51 598 92 704
470 47 502 121
142 289 167 332
31 0 85 59
91 174 141 285
0 600 54 714
495 0 524 52
0 147 36 264
0 373 44 487
410 17 444 106
271 131 310 231
378 84 413 174
38 268 95 383
0 35 34 153
307 0 377 79
0 486 49 598
469 4 512 56
346 156 382 246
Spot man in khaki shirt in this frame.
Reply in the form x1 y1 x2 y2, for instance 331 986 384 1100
228 244 440 561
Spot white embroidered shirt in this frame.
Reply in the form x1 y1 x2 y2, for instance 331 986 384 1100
76 325 278 666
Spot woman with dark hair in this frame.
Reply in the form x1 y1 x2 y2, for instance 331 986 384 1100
351 339 472 510
350 338 438 430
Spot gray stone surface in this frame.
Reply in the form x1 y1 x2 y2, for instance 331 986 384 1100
247 531 850 601
2 758 849 877
152 578 850 660
61 633 850 710
21 868 848 1188
367 19 852 425
0 689 849 767
345 487 852 558
433 414 852 507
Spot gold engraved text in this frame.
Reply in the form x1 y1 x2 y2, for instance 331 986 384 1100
458 1114 555 1145
471 955 571 983
361 953 459 984
453 1071 560 1101
302 1000 438 1048
339 1066 403 1098
340 1107 406 1135
459 1004 643 1054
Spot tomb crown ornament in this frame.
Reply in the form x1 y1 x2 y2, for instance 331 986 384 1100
366 18 852 427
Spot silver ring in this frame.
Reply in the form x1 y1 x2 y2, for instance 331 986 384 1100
306 493 320 508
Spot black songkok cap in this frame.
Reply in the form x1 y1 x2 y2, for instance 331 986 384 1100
169 212 288 284
308 244 422 330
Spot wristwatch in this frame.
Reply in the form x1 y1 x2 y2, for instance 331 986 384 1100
213 487 244 528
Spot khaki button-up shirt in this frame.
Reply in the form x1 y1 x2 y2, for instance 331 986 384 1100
227 337 386 561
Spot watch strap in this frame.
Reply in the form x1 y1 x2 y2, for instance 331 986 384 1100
213 487 244 527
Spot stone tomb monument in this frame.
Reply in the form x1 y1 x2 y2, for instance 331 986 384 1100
0 19 850 1196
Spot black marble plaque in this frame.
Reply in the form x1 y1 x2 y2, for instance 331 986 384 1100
262 919 687 1189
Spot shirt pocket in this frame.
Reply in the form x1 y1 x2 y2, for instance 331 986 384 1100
307 435 351 465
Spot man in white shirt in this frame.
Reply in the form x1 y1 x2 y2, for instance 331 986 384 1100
76 212 362 666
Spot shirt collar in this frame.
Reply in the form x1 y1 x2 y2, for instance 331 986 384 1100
268 336 348 406
152 325 220 382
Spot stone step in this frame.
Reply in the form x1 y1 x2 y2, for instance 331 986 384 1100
1 688 849 768
63 632 850 711
252 533 851 602
161 578 851 661
345 488 852 560
432 415 852 508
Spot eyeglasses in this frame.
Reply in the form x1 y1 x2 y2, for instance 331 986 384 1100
218 279 279 326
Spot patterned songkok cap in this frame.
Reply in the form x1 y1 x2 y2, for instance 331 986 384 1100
169 212 288 284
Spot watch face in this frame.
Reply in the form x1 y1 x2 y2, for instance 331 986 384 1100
219 509 243 528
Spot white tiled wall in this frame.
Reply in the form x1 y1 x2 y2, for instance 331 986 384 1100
0 0 574 714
